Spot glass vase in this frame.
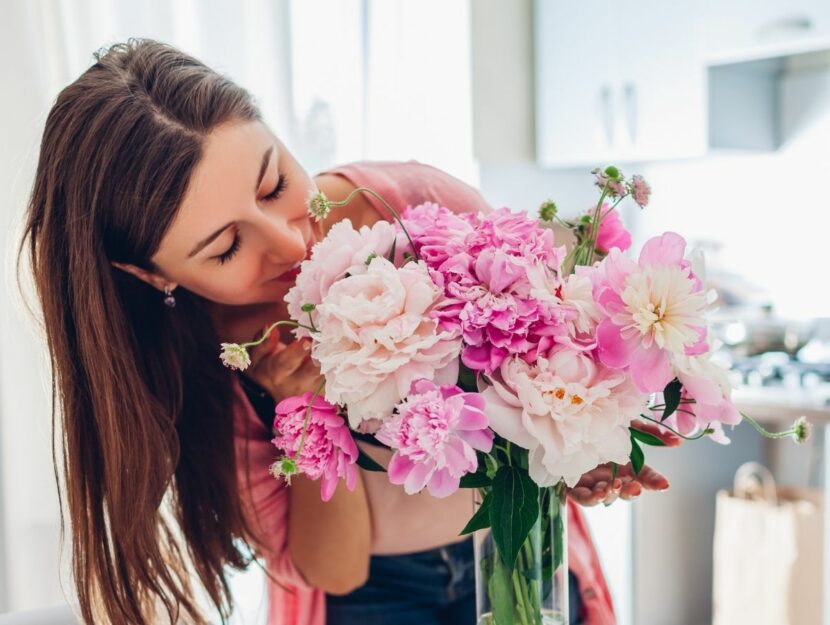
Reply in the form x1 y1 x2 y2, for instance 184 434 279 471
473 483 569 625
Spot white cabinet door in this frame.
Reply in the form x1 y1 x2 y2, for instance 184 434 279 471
616 0 707 162
534 0 621 167
704 0 830 63
534 0 707 168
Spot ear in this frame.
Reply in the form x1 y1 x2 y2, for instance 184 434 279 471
111 261 176 293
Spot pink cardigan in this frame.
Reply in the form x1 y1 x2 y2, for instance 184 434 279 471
233 160 616 625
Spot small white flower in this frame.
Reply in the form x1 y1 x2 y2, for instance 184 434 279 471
307 189 333 222
792 416 812 444
219 343 251 371
269 457 299 483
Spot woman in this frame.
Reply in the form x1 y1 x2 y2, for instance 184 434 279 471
20 38 673 625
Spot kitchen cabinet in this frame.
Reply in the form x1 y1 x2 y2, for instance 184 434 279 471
533 0 830 168
703 0 830 63
534 0 706 167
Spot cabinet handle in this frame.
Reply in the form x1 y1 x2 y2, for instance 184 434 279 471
757 15 813 40
599 84 614 145
623 82 638 144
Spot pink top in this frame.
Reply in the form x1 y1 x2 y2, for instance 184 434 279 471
233 159 616 625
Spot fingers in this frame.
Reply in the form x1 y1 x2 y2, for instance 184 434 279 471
619 481 643 500
253 337 312 379
569 486 601 507
636 464 670 491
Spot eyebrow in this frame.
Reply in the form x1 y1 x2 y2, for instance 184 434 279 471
186 145 275 258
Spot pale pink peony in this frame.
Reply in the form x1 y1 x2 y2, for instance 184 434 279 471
284 219 402 338
313 257 462 426
595 207 632 254
481 347 647 487
557 269 606 350
271 393 358 502
592 232 710 393
375 379 493 497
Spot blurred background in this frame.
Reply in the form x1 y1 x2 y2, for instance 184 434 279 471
1 1 827 624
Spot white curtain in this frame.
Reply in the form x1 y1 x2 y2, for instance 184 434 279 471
0 0 294 617
0 0 475 617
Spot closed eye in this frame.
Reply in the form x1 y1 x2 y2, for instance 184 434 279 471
215 231 242 265
212 174 288 265
264 173 288 201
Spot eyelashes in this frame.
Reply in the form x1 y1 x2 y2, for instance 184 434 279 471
216 232 242 265
264 173 288 201
213 174 289 265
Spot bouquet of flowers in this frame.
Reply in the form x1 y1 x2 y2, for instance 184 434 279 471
220 167 810 625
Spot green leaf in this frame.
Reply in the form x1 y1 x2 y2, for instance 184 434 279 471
489 466 539 569
356 448 386 472
629 435 645 475
488 556 514 625
661 378 682 421
630 428 667 447
459 472 492 488
457 363 478 392
611 462 619 481
460 492 492 535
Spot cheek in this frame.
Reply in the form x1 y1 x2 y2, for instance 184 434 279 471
182 259 269 305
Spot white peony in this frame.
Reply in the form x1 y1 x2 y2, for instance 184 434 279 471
313 257 461 426
481 346 648 487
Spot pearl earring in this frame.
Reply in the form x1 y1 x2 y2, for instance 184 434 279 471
163 284 177 308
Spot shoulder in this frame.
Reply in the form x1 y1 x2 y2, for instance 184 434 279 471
314 159 491 224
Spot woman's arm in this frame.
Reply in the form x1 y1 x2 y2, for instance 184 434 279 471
245 337 373 594
287 473 371 595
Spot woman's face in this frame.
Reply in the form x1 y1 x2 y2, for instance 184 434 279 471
150 120 321 306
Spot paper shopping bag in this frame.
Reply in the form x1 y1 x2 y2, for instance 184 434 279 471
712 462 823 625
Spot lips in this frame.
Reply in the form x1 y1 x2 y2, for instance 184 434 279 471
270 238 317 282
271 263 302 282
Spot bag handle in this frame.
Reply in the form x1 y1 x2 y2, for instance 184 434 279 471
733 461 778 504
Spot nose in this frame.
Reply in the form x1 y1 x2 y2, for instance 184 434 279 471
257 213 306 263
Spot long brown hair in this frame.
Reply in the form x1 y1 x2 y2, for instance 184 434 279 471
19 38 267 624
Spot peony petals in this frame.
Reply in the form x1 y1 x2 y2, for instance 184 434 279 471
630 346 673 393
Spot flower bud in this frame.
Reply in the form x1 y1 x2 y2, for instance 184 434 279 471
219 342 251 371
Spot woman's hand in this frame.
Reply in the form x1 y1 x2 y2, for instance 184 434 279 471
244 332 324 402
568 462 670 507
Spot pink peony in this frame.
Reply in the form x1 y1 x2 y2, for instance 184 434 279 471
426 208 570 373
284 219 402 338
595 207 632 254
399 202 475 267
271 393 358 502
481 347 647 487
375 379 493 497
313 257 461 426
656 355 741 444
592 232 710 393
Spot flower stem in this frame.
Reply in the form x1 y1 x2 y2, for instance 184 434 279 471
740 411 801 440
636 414 713 441
585 185 610 266
330 187 421 262
241 319 314 349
